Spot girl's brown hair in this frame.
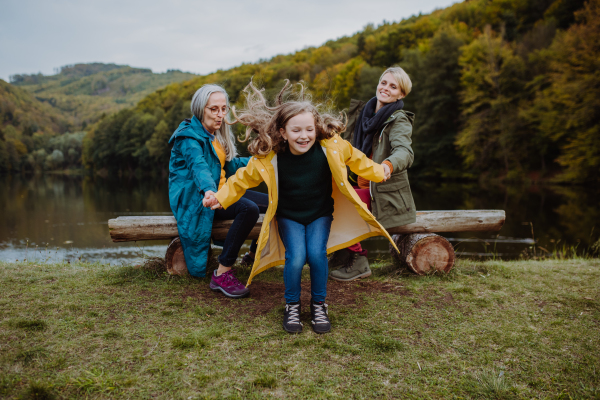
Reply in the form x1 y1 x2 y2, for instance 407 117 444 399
234 80 346 156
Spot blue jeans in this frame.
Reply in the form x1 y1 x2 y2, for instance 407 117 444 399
214 190 268 267
276 215 333 303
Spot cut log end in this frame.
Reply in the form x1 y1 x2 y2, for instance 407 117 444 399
390 233 455 275
164 237 217 276
165 237 188 276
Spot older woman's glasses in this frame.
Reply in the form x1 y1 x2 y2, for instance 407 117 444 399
205 106 230 116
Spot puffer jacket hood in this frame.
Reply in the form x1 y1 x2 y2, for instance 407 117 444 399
169 116 212 144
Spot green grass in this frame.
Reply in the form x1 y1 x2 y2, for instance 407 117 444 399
1 258 599 399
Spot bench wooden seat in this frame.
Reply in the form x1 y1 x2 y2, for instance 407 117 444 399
108 210 505 275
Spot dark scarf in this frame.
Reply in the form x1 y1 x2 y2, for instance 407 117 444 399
353 97 404 156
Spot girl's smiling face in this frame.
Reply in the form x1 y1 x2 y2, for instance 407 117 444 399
280 112 317 155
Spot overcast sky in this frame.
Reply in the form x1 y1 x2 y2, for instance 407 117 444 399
0 0 459 81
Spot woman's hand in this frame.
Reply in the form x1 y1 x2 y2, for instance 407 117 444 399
202 191 221 208
382 163 391 181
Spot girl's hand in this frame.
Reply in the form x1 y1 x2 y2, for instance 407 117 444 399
383 164 391 181
211 201 223 210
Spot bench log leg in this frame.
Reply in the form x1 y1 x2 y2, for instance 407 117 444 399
389 233 455 275
165 237 217 276
165 237 188 276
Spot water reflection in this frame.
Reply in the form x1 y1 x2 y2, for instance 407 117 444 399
0 174 598 265
0 174 172 265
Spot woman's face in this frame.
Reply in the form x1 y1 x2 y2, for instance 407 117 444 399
202 92 227 134
376 72 403 106
280 112 317 156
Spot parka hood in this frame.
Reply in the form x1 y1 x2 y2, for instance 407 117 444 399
168 116 213 144
385 110 415 126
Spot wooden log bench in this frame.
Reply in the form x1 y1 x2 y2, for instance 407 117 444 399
108 210 505 276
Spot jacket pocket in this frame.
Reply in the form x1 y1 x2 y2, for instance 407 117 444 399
376 181 406 193
375 181 413 215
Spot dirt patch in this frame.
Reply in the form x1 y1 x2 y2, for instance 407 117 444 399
182 280 410 317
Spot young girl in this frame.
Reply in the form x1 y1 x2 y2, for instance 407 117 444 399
203 81 398 334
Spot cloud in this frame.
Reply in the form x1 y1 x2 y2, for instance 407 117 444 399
0 0 459 80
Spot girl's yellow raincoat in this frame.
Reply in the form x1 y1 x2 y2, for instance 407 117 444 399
214 134 399 285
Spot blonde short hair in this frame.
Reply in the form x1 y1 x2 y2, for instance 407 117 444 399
380 66 412 97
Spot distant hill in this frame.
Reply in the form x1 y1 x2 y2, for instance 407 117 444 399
0 63 197 173
0 79 73 171
10 63 197 128
0 79 69 134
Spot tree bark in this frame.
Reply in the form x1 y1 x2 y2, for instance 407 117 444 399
389 233 455 275
108 210 504 242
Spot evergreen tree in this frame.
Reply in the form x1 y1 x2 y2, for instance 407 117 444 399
403 27 466 179
533 0 600 182
456 25 528 178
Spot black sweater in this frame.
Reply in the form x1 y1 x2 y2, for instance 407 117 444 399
277 144 334 225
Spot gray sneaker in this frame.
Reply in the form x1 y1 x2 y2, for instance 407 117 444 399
329 252 372 281
328 248 351 269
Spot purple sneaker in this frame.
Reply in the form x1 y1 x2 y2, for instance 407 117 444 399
209 269 249 298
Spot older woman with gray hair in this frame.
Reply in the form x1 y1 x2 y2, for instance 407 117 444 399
168 84 267 298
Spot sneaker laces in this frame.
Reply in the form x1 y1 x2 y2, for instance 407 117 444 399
312 303 329 325
285 304 302 325
219 270 238 286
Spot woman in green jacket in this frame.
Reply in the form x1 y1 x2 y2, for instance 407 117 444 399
329 66 417 281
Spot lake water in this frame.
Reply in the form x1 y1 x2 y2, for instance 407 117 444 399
1 174 598 265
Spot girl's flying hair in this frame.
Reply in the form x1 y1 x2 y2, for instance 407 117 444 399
233 80 346 156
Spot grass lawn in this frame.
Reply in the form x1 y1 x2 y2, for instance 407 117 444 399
0 257 599 399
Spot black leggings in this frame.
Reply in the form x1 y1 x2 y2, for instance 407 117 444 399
213 190 268 267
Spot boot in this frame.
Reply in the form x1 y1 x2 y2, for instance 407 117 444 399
310 301 331 334
328 248 351 269
283 302 303 334
329 252 371 281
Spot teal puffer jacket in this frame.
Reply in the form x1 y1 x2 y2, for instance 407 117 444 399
168 116 248 277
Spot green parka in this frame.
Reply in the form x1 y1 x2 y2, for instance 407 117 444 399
342 99 417 229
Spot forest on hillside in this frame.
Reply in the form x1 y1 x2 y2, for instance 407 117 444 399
0 80 74 172
10 63 197 127
3 0 599 183
0 64 196 172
